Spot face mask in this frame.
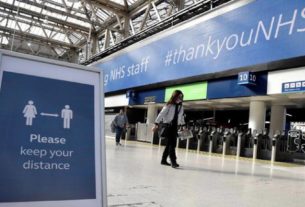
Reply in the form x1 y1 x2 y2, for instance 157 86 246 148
176 98 182 104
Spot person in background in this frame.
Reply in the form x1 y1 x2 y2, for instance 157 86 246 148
152 90 186 168
113 109 129 146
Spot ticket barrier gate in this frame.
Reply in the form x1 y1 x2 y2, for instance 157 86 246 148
285 130 305 163
243 129 252 157
240 129 291 162
210 128 222 153
198 127 211 152
188 126 199 150
208 129 217 153
227 129 239 155
214 128 225 153
243 129 263 158
252 131 262 159
204 128 236 155
259 130 272 160
221 129 231 155
269 131 290 162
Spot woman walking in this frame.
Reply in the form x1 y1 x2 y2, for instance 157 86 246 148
152 90 185 168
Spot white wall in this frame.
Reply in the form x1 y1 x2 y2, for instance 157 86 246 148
105 94 129 107
267 66 305 94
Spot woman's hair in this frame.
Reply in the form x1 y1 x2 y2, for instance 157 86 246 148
167 90 184 105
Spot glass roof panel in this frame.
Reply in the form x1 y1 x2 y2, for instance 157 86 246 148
103 0 139 6
53 33 69 43
3 0 13 4
110 0 125 6
1 36 9 45
66 17 91 28
0 0 223 60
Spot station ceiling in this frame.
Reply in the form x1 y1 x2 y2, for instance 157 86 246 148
0 0 231 63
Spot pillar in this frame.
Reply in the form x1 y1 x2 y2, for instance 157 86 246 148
248 101 266 133
146 104 158 124
269 105 286 137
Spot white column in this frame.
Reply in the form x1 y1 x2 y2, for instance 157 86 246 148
269 105 286 137
249 101 266 132
146 104 158 124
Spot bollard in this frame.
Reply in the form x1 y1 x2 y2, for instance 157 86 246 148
209 135 213 154
271 134 278 163
253 135 258 160
222 130 230 156
197 138 201 153
222 136 227 156
176 138 179 148
186 138 190 151
236 132 242 158
159 137 162 147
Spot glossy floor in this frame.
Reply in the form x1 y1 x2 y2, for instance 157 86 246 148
106 138 305 207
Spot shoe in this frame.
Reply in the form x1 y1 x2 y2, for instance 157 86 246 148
161 161 171 166
171 163 179 168
116 142 121 146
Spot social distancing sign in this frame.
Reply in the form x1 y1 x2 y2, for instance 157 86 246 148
0 51 105 207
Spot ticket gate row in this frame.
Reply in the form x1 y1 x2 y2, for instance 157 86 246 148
154 127 305 163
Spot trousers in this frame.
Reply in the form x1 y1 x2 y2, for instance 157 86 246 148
115 127 124 143
162 125 178 163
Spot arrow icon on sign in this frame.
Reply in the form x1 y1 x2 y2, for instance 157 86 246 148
40 113 59 117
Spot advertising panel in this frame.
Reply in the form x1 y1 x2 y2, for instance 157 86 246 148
165 82 207 102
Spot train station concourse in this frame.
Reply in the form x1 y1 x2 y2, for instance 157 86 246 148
1 0 305 207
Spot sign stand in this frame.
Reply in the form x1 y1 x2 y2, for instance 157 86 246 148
0 50 106 207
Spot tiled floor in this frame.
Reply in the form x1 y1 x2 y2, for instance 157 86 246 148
106 138 305 207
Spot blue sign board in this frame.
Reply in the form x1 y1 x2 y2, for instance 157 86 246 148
0 72 96 202
282 80 305 93
94 0 305 93
237 72 257 85
129 89 165 105
207 73 267 99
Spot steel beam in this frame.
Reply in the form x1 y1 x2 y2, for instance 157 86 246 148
0 1 90 32
0 25 79 48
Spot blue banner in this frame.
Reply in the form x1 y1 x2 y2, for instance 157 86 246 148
128 89 165 105
0 72 95 202
94 0 305 93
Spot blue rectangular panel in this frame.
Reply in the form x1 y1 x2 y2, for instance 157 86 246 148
282 80 305 93
207 73 267 99
95 0 305 93
0 72 96 202
128 89 165 105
